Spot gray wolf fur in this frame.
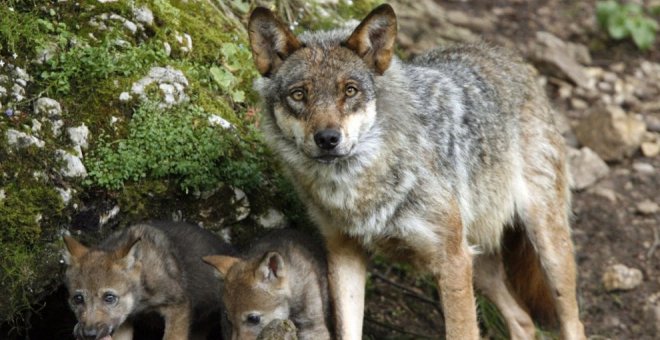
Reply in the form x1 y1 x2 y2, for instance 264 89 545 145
203 229 331 340
62 221 234 340
247 3 587 340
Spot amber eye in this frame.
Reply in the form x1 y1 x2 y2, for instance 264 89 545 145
345 85 358 97
290 89 305 101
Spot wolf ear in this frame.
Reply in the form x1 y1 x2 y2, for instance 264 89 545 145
62 235 89 265
203 255 240 278
248 7 302 76
257 251 286 283
114 238 141 269
344 4 397 75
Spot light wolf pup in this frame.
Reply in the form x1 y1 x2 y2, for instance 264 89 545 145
62 221 234 340
203 229 331 340
247 3 586 340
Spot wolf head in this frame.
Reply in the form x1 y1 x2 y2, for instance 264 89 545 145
249 5 397 164
62 235 141 340
204 252 291 340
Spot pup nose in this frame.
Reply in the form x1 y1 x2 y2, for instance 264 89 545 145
314 129 341 150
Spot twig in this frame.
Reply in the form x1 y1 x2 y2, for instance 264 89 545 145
647 225 659 259
370 271 443 315
364 315 437 339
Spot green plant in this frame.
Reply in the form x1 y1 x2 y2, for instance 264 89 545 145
597 0 659 50
86 101 266 192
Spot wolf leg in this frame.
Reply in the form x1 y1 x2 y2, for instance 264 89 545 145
324 231 367 340
474 253 536 340
112 321 133 340
520 185 586 340
161 304 191 340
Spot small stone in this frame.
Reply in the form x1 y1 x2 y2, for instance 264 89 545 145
257 208 288 229
637 200 659 215
57 150 87 178
6 129 45 148
119 92 131 102
56 187 73 205
590 186 618 203
568 147 610 190
67 124 90 150
633 161 655 174
208 115 233 129
570 97 588 110
231 187 250 222
641 142 660 158
133 6 154 26
34 97 62 118
602 263 643 292
51 119 64 137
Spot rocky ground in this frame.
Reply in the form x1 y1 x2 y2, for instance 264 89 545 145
1 0 658 339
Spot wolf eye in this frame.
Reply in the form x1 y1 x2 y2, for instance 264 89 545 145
290 89 305 101
102 292 118 305
345 85 359 97
72 294 84 305
246 314 261 325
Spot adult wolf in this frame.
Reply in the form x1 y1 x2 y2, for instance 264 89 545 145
247 4 586 339
62 221 234 340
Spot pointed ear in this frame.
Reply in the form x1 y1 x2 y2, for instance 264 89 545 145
344 4 397 75
203 255 241 278
114 238 141 269
256 251 286 282
62 235 89 265
248 7 302 76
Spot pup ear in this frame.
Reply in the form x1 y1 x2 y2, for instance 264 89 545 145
203 255 241 278
114 238 141 269
344 4 397 75
256 251 286 282
248 7 302 76
62 235 89 265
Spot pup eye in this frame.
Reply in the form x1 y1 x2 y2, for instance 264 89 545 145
345 85 358 97
246 314 261 325
102 292 118 304
290 89 305 101
72 294 84 305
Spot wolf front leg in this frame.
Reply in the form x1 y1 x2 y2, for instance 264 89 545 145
161 303 192 340
324 231 367 340
434 207 480 340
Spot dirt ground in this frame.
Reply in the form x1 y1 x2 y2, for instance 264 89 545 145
363 1 660 339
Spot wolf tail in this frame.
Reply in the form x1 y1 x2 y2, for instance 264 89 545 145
501 225 559 328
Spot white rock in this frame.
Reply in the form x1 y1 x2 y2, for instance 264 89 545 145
0 85 7 98
122 20 138 35
6 129 45 148
56 187 73 205
231 187 250 222
633 161 655 174
637 200 659 215
0 189 5 201
257 208 288 229
31 119 42 133
57 150 87 178
133 6 154 26
67 124 90 150
164 42 172 56
34 97 62 118
602 263 643 292
51 119 64 137
641 142 660 158
568 147 610 190
119 91 131 102
11 83 25 101
208 115 233 129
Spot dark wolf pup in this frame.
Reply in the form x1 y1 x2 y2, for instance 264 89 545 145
246 3 586 340
203 229 331 340
62 221 234 340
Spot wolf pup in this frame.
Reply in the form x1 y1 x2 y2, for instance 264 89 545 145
203 229 331 340
246 4 587 340
62 221 234 340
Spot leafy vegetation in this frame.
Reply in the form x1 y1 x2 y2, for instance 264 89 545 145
597 0 659 50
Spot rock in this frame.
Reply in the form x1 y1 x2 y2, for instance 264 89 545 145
208 115 233 129
51 119 64 137
641 141 660 158
130 66 189 107
231 187 250 222
133 6 154 26
57 150 87 178
56 187 73 205
568 147 610 190
602 263 643 292
67 124 90 150
6 129 45 148
637 200 659 215
570 97 588 111
645 292 660 334
257 319 298 340
34 97 62 118
257 208 288 229
633 161 655 174
119 91 131 102
574 106 647 161
175 32 193 53
645 115 660 133
590 186 618 203
531 31 592 89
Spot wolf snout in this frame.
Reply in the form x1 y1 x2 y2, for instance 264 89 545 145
314 129 342 150
74 322 111 340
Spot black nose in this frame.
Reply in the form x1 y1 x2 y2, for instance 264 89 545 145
314 129 341 150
